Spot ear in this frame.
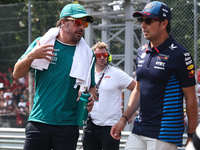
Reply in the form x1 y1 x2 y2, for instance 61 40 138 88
161 20 168 30
61 19 65 27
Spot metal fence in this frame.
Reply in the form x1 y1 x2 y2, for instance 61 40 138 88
0 0 200 128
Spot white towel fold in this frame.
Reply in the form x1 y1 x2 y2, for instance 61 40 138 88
31 27 60 70
30 27 93 88
70 37 93 88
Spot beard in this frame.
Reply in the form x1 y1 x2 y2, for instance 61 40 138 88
65 23 84 43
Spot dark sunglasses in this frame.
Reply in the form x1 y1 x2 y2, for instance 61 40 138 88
95 53 109 58
66 18 89 28
137 17 161 25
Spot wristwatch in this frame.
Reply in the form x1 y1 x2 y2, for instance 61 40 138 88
187 133 195 138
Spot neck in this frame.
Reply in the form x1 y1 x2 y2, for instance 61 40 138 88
57 29 77 44
150 33 169 48
96 65 107 73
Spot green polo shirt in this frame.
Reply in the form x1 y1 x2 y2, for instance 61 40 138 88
20 37 95 125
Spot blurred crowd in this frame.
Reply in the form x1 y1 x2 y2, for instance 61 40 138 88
0 67 32 128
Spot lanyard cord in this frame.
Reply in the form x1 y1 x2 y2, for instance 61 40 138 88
95 65 109 90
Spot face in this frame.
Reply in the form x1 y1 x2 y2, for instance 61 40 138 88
94 48 108 68
139 16 162 42
61 17 88 44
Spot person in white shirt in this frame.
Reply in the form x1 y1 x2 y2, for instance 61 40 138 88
83 42 136 150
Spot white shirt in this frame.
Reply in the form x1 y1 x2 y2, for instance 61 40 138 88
90 65 133 126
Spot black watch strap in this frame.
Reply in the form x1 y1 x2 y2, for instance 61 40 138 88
187 133 195 138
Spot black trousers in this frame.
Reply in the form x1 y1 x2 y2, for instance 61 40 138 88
83 123 120 150
23 121 79 150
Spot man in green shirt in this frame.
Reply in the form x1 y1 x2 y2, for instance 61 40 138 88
13 3 96 150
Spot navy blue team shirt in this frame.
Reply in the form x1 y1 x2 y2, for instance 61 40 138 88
133 35 196 146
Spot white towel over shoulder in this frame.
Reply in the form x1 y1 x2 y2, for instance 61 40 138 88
31 27 60 70
30 27 93 88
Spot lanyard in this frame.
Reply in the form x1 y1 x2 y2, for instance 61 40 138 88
95 65 109 90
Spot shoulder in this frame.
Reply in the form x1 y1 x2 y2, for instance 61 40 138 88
109 66 132 78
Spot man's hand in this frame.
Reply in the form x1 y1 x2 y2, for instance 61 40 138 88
87 95 94 113
110 120 127 140
28 40 55 62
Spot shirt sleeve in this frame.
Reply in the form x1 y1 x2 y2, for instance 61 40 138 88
175 51 196 87
18 37 41 61
116 68 133 89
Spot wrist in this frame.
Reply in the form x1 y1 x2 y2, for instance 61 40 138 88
27 53 33 62
187 132 195 138
121 115 128 123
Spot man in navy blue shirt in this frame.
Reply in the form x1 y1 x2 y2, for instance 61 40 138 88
110 1 198 150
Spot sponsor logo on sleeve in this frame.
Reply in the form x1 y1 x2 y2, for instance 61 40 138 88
185 57 191 61
185 60 192 65
141 44 148 51
187 64 194 70
183 52 190 57
188 70 195 78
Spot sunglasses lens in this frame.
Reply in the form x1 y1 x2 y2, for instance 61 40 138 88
145 18 152 25
103 53 108 57
73 19 89 28
137 18 143 24
137 18 152 25
96 54 101 58
74 19 82 26
84 22 89 28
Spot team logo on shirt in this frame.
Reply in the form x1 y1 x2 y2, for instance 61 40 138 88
138 60 144 63
157 54 169 62
141 53 146 59
50 49 59 65
156 61 165 67
169 43 177 50
104 76 110 78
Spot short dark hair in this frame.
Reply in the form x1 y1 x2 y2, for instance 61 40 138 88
56 17 68 28
166 22 171 33
160 18 171 33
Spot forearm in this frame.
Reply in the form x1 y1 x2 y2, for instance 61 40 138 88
123 81 140 120
13 55 32 79
186 97 198 133
184 86 198 133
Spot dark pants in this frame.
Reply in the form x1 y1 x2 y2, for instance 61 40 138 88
23 121 79 150
83 124 120 150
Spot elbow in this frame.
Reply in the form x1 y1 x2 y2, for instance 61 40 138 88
13 71 20 79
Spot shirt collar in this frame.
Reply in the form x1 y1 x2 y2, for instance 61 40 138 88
145 35 174 53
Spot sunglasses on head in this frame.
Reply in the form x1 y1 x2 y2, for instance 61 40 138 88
95 53 109 58
137 17 161 25
66 18 89 28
